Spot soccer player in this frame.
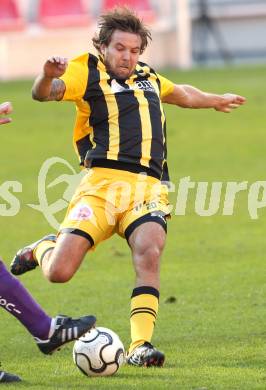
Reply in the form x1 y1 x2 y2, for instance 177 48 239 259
10 8 246 367
0 102 96 383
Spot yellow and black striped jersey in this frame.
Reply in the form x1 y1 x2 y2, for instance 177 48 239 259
60 52 174 180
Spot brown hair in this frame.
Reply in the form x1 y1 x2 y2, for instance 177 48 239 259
92 7 152 54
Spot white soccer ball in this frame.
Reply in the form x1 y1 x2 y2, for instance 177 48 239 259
73 327 125 377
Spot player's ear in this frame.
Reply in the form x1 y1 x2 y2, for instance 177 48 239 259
100 44 106 57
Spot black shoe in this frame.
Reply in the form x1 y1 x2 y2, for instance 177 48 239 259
127 342 165 367
35 314 96 355
0 370 21 383
10 234 56 275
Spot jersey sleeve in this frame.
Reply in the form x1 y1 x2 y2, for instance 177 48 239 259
157 74 175 99
60 53 89 101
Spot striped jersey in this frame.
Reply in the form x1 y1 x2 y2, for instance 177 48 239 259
60 53 174 180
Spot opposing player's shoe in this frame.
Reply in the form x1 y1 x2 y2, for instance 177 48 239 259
0 370 21 383
127 342 165 367
35 314 96 355
10 234 56 275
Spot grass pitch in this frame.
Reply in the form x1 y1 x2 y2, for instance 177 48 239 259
0 65 265 389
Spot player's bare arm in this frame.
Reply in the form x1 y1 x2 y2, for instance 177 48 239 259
162 84 246 113
32 56 67 102
0 102 13 125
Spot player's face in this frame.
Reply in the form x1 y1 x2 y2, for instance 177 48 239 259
101 30 142 79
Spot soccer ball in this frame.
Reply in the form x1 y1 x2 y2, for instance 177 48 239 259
73 327 125 376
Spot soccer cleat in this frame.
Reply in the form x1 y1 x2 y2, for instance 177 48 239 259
127 342 165 367
10 234 56 275
35 314 96 355
0 370 21 383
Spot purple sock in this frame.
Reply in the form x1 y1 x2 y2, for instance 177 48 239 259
0 260 51 339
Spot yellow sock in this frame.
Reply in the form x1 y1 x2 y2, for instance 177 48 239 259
129 286 159 354
33 240 56 266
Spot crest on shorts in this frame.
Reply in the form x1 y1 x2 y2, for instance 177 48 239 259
69 203 93 221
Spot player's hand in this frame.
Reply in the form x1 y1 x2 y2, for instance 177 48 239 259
43 56 68 79
215 93 246 113
0 102 13 125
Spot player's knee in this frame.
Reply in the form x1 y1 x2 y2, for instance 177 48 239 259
45 264 73 283
136 236 165 259
145 246 161 261
135 246 161 275
46 272 70 283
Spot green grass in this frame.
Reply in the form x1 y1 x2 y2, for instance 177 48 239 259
0 65 266 389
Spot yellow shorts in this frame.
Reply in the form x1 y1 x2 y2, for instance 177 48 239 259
60 167 170 248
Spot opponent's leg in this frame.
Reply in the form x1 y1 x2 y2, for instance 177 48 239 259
0 259 51 338
0 259 96 354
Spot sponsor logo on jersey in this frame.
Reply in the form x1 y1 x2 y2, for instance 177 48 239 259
110 79 156 94
135 80 156 92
